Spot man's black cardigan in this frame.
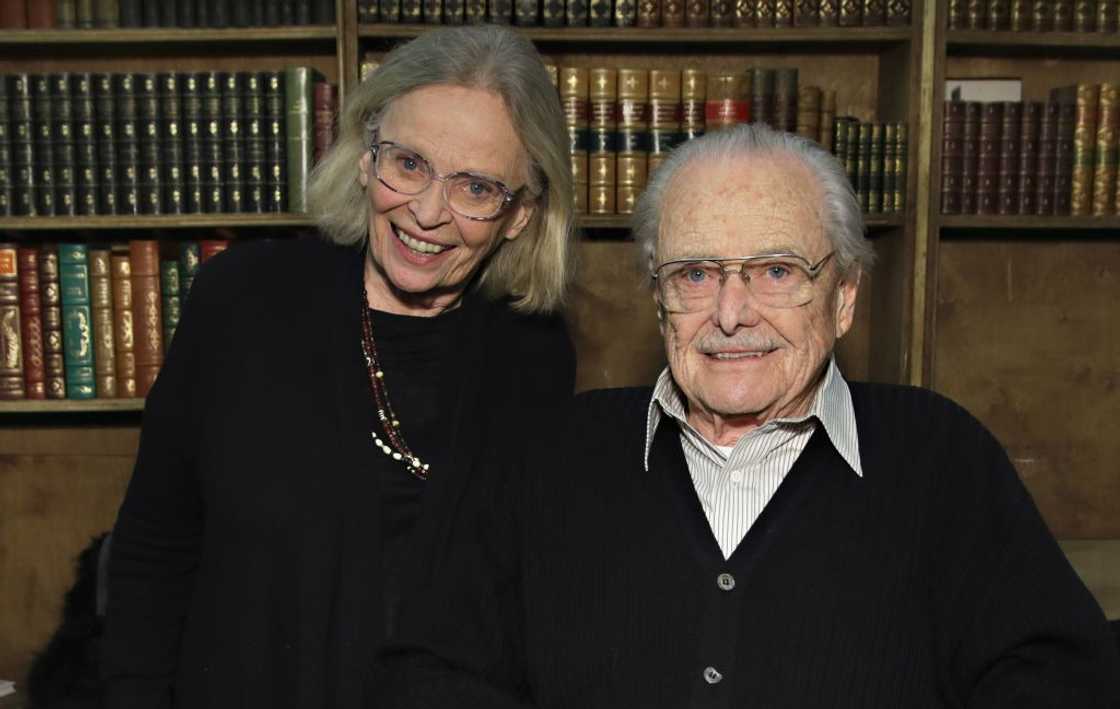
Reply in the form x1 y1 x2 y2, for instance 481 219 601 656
381 384 1120 708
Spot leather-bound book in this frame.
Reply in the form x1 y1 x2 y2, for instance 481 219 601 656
1035 101 1059 215
136 73 163 216
960 101 980 213
141 0 159 25
179 242 200 303
773 0 793 26
50 73 77 217
356 0 375 21
560 67 589 214
616 68 648 215
294 0 312 23
837 0 860 25
540 0 562 24
314 0 336 22
636 0 658 23
160 260 181 353
749 68 774 129
894 122 907 212
57 0 77 28
773 68 798 133
159 73 185 215
795 86 821 142
77 0 95 27
568 1 590 31
996 101 1021 215
976 102 1002 215
58 244 95 400
588 68 617 215
681 69 705 140
648 69 681 175
819 0 838 24
1051 87 1077 215
733 0 754 25
1073 0 1096 31
0 1 26 28
280 0 298 24
73 74 99 216
199 239 228 262
845 119 859 189
855 122 872 212
222 72 246 213
89 249 117 398
233 0 253 25
1091 82 1117 215
313 81 336 166
264 71 286 212
986 0 1009 28
686 0 709 25
199 71 224 213
119 0 142 26
39 246 66 399
663 0 685 25
444 0 466 24
109 249 136 398
860 0 884 25
589 0 611 26
710 0 732 25
0 244 24 400
27 1 56 27
1098 0 1118 32
832 117 851 173
886 0 909 24
964 0 984 28
819 90 837 151
93 74 117 215
753 0 775 26
115 73 141 216
11 75 34 217
286 67 317 214
400 0 423 22
867 123 884 212
17 248 45 399
379 0 402 21
95 0 119 26
264 0 281 23
793 0 818 25
179 0 198 25
31 74 55 217
706 72 749 132
947 0 965 28
1070 83 1099 215
181 72 204 214
1029 0 1051 28
940 100 967 212
129 240 163 398
883 123 897 212
243 73 267 213
1017 101 1041 215
1053 0 1073 29
421 0 441 22
1008 0 1030 28
489 0 514 22
515 0 539 24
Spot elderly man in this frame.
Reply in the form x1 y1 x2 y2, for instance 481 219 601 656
379 124 1120 707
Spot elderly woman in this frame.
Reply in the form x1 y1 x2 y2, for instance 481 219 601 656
102 25 575 709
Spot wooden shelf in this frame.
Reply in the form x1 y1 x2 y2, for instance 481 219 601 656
358 23 912 46
0 214 315 230
0 26 338 45
939 214 1120 232
946 30 1120 56
0 398 144 414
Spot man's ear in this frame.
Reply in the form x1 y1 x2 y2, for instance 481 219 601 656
835 270 861 339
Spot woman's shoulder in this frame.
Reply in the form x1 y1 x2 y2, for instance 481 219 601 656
191 237 358 305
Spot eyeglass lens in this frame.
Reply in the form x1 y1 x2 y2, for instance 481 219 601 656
376 144 508 219
658 258 817 311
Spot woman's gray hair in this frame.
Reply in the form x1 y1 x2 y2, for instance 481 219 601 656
632 123 874 286
307 25 574 313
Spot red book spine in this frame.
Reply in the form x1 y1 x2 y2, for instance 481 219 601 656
200 239 230 262
17 248 45 399
0 0 27 27
27 0 57 26
1017 102 1042 216
961 101 981 214
0 244 24 399
977 102 1003 215
313 81 337 166
129 240 163 398
997 101 1022 215
941 102 965 215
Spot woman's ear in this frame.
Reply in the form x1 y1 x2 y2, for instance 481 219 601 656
358 150 372 188
503 199 535 241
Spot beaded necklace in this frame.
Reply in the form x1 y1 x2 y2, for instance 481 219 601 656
360 286 431 480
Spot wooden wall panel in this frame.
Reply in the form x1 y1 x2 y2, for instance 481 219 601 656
933 238 1120 539
1060 539 1120 621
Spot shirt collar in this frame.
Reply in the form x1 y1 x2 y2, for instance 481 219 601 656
643 357 863 477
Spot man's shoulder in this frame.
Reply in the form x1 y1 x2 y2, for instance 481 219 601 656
539 387 653 441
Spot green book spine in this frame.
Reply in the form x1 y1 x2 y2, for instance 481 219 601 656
58 243 96 399
179 242 201 302
894 122 908 213
285 66 317 214
160 260 181 353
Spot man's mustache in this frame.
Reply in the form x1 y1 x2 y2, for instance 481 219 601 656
695 333 780 354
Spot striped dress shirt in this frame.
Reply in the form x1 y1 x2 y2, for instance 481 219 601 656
644 358 863 559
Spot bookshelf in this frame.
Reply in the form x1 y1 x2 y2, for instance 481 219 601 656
0 0 1117 685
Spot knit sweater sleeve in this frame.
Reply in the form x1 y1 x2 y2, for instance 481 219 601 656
924 397 1120 707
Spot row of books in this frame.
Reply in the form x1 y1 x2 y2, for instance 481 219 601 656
554 66 906 215
356 0 911 27
0 239 228 401
947 0 1120 33
0 0 336 29
940 83 1120 217
0 69 337 218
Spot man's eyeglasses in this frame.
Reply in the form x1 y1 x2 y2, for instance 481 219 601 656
369 139 523 221
652 251 835 313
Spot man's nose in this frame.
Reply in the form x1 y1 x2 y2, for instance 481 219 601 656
713 273 762 334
